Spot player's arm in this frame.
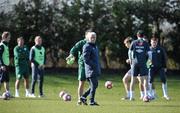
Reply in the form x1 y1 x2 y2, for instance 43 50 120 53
147 51 152 60
67 40 84 60
0 45 6 71
29 47 39 66
13 47 20 65
128 42 134 65
71 40 85 55
43 48 46 65
24 45 30 61
0 45 4 66
161 47 167 70
146 42 152 62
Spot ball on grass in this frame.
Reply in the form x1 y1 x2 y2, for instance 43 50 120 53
143 96 150 102
105 81 113 89
2 92 10 100
59 91 66 98
62 93 71 101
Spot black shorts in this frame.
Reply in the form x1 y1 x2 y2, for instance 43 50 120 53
149 67 166 83
0 68 9 83
131 63 148 76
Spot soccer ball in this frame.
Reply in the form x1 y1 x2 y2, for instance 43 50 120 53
59 91 66 98
105 81 113 89
2 92 10 100
62 93 71 101
143 96 150 102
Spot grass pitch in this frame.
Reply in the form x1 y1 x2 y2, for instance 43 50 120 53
0 73 180 113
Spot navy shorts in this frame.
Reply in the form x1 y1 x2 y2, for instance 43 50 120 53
131 63 148 76
0 67 9 83
149 67 166 84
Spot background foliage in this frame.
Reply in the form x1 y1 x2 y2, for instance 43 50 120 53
0 0 179 69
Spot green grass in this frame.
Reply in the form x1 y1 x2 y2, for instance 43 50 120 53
0 73 180 113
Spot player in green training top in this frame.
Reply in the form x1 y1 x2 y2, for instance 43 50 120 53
66 29 92 105
14 37 30 97
0 31 11 96
29 36 46 98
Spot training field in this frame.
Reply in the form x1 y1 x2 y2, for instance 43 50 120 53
0 73 180 113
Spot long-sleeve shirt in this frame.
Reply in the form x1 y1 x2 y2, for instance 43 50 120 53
129 38 151 66
29 45 46 66
150 46 167 68
70 39 86 65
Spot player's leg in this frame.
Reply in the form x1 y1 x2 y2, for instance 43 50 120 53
140 66 149 102
23 71 30 97
0 73 2 95
77 65 86 105
24 78 30 97
149 67 156 99
122 69 131 100
4 82 10 92
15 78 20 97
0 82 1 95
38 68 44 97
15 66 21 97
129 65 138 100
22 65 30 97
30 65 38 97
147 69 153 98
137 76 144 100
3 69 11 96
129 76 136 100
77 80 85 105
141 75 149 101
160 68 170 100
89 77 99 106
80 78 90 105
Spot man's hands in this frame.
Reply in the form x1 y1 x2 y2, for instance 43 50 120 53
126 59 130 64
146 59 152 68
66 54 75 65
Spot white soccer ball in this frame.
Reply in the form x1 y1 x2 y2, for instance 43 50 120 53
2 92 10 100
59 91 66 98
143 96 150 102
105 81 113 89
62 93 71 101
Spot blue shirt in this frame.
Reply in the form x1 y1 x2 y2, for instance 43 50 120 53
150 46 167 68
129 39 150 65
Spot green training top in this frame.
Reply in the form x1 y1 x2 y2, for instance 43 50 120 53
70 39 86 65
0 42 10 66
34 46 45 65
14 45 29 66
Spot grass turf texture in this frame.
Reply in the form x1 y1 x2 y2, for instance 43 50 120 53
0 74 180 113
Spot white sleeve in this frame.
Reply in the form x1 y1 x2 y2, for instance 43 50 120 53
147 51 152 60
128 50 133 61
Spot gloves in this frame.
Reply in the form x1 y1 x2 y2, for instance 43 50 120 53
66 54 75 65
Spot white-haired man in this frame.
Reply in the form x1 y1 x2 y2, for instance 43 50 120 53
80 32 101 106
